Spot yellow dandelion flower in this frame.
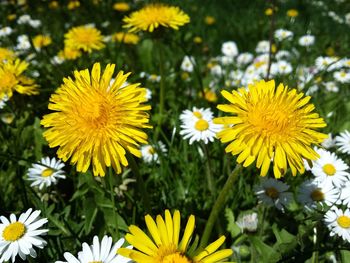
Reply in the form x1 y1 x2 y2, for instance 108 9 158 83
7 14 16 21
265 8 273 16
113 32 140 45
118 209 233 263
214 80 327 178
32 35 52 50
287 9 298 17
58 46 82 60
41 63 151 176
123 4 190 33
67 0 80 10
0 47 16 61
204 15 215 25
0 59 38 99
64 26 105 53
113 2 130 12
193 36 202 44
200 88 217 103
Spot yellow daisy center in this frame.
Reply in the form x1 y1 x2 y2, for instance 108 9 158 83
340 72 346 78
323 164 336 176
311 188 324 201
89 261 102 263
162 252 192 263
337 215 350 229
41 168 54 177
2 222 26 241
265 187 279 199
193 111 203 118
148 146 155 154
195 119 209 131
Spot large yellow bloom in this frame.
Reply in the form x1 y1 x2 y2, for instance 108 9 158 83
123 4 190 33
214 80 327 178
64 26 105 53
0 59 38 99
118 210 233 263
0 47 16 61
41 63 151 176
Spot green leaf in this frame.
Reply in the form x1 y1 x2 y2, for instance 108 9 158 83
225 207 241 238
249 236 281 263
83 197 98 234
272 224 297 254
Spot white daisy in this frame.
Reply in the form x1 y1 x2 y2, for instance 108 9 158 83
315 56 337 72
324 207 350 242
321 133 335 149
180 107 214 122
0 27 12 37
140 141 167 163
254 178 293 211
145 88 152 100
311 149 350 188
0 96 8 110
340 181 350 206
0 208 48 263
334 70 350 83
221 41 238 57
236 53 253 66
277 60 292 75
236 212 258 233
219 55 234 66
274 29 293 41
15 35 31 51
148 74 160 82
275 50 291 60
255 40 270 53
324 81 339 93
298 35 315 47
335 130 350 154
27 157 66 190
297 179 340 210
56 236 131 263
181 56 195 72
210 64 223 77
179 108 222 144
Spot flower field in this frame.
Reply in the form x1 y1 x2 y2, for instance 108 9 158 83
1 0 350 262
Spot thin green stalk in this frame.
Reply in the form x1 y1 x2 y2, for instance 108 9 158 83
107 169 119 238
128 155 151 213
202 143 215 195
200 164 242 248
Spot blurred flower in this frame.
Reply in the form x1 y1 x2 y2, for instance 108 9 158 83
215 80 327 178
255 40 270 53
221 41 238 57
27 157 66 190
1 113 14 124
41 63 151 176
140 141 167 163
311 148 349 188
275 50 291 60
236 212 258 233
321 133 335 148
0 96 8 109
334 70 350 83
210 64 223 77
112 32 140 44
58 46 82 60
15 35 31 51
113 2 130 12
64 25 105 53
299 35 315 47
0 208 48 262
180 107 222 144
17 14 31 24
0 27 13 37
32 35 52 50
148 74 160 82
118 209 233 262
277 60 292 75
325 207 350 242
181 55 195 72
193 36 202 44
56 236 131 263
274 29 293 41
297 179 340 209
0 47 16 62
236 53 253 66
255 178 293 210
49 1 59 9
0 58 39 100
204 15 216 25
7 14 16 21
340 181 350 206
200 88 217 103
123 4 190 32
315 56 337 72
335 130 350 154
265 8 273 16
67 0 80 10
324 81 339 93
287 9 299 18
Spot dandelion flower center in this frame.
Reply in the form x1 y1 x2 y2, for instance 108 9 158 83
1 73 17 91
337 215 350 229
64 26 105 53
311 188 324 201
265 187 279 199
2 222 26 241
162 252 192 263
323 164 336 176
41 168 54 177
193 111 203 118
195 119 209 131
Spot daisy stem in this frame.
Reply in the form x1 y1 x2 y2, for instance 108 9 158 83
202 143 215 195
200 164 242 248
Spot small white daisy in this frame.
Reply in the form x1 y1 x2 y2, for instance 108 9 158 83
179 107 214 122
297 179 340 210
274 29 293 41
179 108 222 144
277 60 292 75
311 149 350 188
56 236 131 263
221 41 238 57
140 141 167 163
236 212 258 233
181 56 195 72
0 27 13 37
145 88 152 100
275 50 291 60
324 81 339 93
315 56 337 72
298 35 315 47
210 64 223 77
335 130 350 154
255 40 270 53
324 207 350 242
0 208 48 263
27 157 66 190
254 178 293 211
236 53 253 66
148 74 160 82
334 70 350 83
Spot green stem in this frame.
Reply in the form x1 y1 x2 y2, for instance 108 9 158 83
107 169 119 238
128 155 151 213
202 143 215 195
200 164 242 247
311 226 319 263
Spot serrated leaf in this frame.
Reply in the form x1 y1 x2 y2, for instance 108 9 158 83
225 207 241 238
